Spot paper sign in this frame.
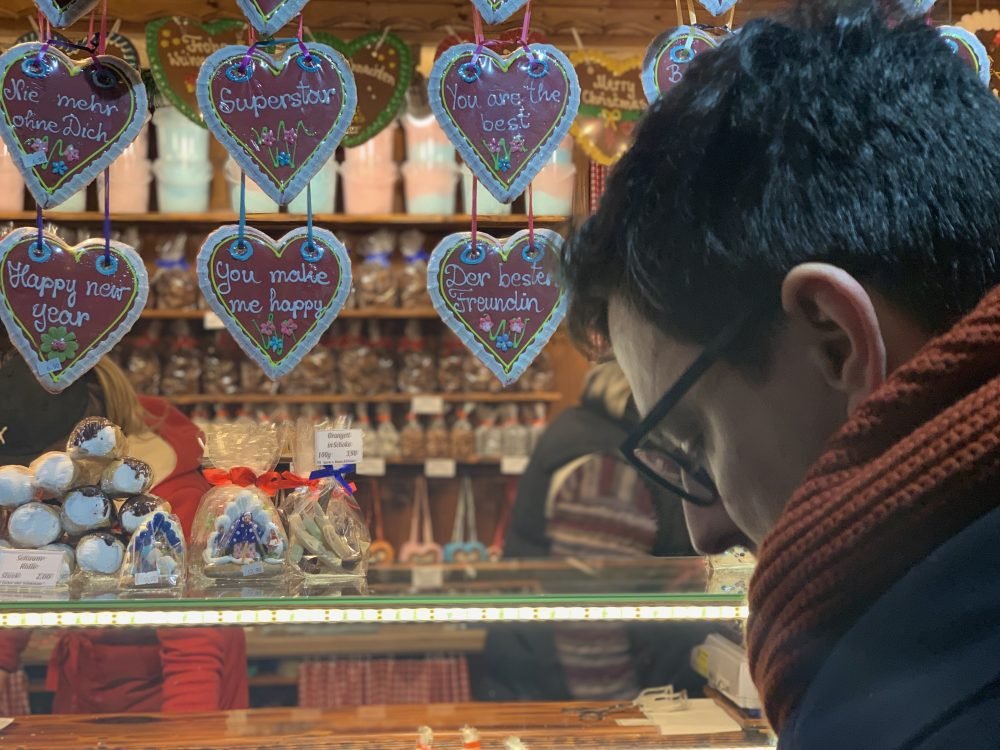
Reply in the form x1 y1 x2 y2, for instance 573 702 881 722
411 565 444 589
242 561 265 577
315 428 364 466
411 395 445 415
500 455 530 475
134 571 160 587
424 459 457 478
202 311 225 330
0 549 65 587
357 458 387 476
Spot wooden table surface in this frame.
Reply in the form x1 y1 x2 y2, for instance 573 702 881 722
0 703 770 749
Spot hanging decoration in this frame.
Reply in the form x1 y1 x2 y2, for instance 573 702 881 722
310 31 414 147
470 0 533 26
33 0 99 29
399 477 442 565
569 50 645 166
197 41 357 205
0 43 148 209
0 228 149 393
444 478 488 563
427 229 567 387
642 26 728 104
145 17 248 127
937 26 993 87
429 43 580 203
235 0 311 38
697 0 740 15
17 25 141 70
434 27 549 59
196 225 352 381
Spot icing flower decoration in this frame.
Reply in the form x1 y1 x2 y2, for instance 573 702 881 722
283 129 298 144
487 138 500 154
496 333 514 352
63 145 80 164
279 319 297 336
511 135 526 153
51 161 68 176
41 327 78 362
267 334 284 354
259 319 277 336
498 157 511 172
478 315 493 332
29 138 47 154
510 317 525 334
277 151 292 167
260 128 277 147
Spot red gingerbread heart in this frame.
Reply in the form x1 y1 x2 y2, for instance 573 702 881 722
642 26 729 104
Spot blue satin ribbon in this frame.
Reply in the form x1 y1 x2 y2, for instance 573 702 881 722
310 464 357 496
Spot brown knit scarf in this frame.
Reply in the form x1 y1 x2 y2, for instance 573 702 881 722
747 285 1000 731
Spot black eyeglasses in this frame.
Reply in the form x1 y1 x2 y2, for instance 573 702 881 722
620 309 759 507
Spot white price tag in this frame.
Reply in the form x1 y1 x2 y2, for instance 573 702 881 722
357 458 387 476
315 429 364 466
500 455 530 475
39 358 62 375
411 565 444 590
134 571 160 587
241 562 264 577
0 550 65 587
202 311 225 330
411 395 445 415
424 459 457 478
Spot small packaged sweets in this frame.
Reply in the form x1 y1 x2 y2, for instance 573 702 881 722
77 532 126 576
355 230 397 308
400 413 426 460
190 422 291 583
527 404 548 453
475 408 503 457
337 320 372 396
375 404 401 458
160 322 203 396
367 321 397 395
450 405 475 461
8 502 62 548
463 352 503 393
518 351 555 393
62 486 112 534
356 404 380 458
30 452 78 496
120 511 186 592
397 321 437 394
438 336 466 393
124 324 163 395
500 406 531 457
425 413 450 458
397 230 430 309
202 333 241 396
119 494 172 534
67 417 126 461
152 234 198 310
100 458 154 497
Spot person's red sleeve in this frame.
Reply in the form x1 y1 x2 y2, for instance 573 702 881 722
0 632 32 672
157 628 229 712
151 469 210 539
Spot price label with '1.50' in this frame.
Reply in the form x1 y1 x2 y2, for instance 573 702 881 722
315 429 364 466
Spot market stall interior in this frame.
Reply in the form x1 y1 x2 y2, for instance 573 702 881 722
0 0 994 747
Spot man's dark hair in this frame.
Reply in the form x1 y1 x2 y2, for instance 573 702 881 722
562 0 1000 365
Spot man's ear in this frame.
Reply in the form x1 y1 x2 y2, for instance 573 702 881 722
781 263 887 413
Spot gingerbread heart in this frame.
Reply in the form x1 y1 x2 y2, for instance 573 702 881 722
146 17 248 127
570 50 645 166
642 26 728 104
34 0 99 28
235 0 310 37
444 541 488 563
16 30 141 70
0 44 148 210
938 26 992 86
427 229 567 387
697 0 740 15
399 543 443 565
471 0 532 25
311 31 414 147
197 43 356 205
196 225 352 381
0 228 149 394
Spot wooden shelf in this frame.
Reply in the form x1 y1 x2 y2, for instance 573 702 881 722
168 392 561 406
142 307 441 321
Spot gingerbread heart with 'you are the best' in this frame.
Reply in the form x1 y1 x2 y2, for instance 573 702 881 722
0 43 148 209
0 228 149 393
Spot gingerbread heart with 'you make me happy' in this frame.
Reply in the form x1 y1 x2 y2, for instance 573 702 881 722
197 226 352 381
0 43 148 209
197 43 356 206
427 229 567 387
0 228 149 393
429 43 580 204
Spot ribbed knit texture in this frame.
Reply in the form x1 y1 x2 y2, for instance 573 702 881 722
747 285 1000 731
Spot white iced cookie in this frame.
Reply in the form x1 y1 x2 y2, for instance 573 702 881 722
40 543 75 583
8 502 62 548
100 458 153 498
118 494 171 535
30 452 79 497
77 533 125 575
0 466 36 508
66 418 126 461
62 486 111 534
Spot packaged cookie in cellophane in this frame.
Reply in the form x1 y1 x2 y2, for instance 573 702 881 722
375 404 401 459
279 334 336 395
119 511 187 594
518 351 555 393
450 404 475 461
396 230 430 309
152 234 198 310
355 230 397 308
475 408 503 458
400 413 425 460
190 422 292 585
337 320 371 396
160 322 202 396
124 324 163 396
463 351 503 393
425 413 450 458
367 321 397 396
282 418 370 581
397 321 437 394
203 332 241 396
438 336 466 393
500 405 531 457
356 404 380 458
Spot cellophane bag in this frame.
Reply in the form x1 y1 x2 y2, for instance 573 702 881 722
397 230 429 309
284 417 370 580
356 230 397 308
189 422 292 584
119 511 187 594
152 234 198 310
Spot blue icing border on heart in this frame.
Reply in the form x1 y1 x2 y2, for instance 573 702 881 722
34 0 99 28
428 43 580 205
196 43 357 206
235 0 310 37
0 44 149 210
641 26 725 104
469 0 532 25
0 227 149 394
196 224 353 381
426 229 568 387
937 25 992 86
697 0 740 16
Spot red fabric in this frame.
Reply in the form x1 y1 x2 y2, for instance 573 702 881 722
0 397 249 714
748 287 1000 730
298 656 470 709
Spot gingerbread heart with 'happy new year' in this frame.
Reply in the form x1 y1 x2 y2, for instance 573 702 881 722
427 229 567 387
0 228 149 394
641 26 729 104
570 50 645 166
0 43 148 210
197 43 356 206
34 0 99 28
236 0 310 37
471 0 532 25
197 225 352 381
430 44 580 204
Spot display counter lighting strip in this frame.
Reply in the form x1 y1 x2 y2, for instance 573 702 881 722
0 604 749 629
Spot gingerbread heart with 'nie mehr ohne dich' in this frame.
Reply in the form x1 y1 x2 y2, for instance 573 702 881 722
427 229 567 387
197 43 356 206
0 228 149 393
0 43 148 209
429 44 580 204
